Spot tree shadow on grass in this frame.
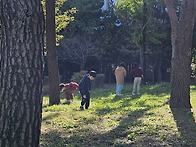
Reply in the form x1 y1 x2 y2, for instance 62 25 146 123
141 82 171 96
95 87 168 117
40 100 169 147
53 107 153 147
86 91 169 146
40 130 66 147
40 83 196 146
92 101 170 147
95 94 143 116
135 83 193 98
171 108 196 146
42 112 61 122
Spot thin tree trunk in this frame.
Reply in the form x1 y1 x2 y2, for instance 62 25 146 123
46 0 60 105
157 56 162 83
164 0 178 83
152 59 157 83
0 0 44 146
140 1 147 83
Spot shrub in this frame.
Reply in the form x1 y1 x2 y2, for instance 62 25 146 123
71 71 105 88
71 70 88 84
92 74 105 88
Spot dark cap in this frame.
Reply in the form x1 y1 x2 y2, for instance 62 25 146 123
119 62 125 67
134 63 139 68
89 70 96 78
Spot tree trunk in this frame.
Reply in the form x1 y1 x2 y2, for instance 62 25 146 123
157 56 162 83
153 53 162 83
46 0 60 105
165 0 196 108
152 59 157 83
140 1 147 83
0 0 44 146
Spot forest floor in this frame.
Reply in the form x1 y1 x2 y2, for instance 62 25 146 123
40 82 196 147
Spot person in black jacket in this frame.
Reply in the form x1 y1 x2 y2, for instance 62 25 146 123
79 71 96 110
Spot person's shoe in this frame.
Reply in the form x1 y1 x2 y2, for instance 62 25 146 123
80 106 84 111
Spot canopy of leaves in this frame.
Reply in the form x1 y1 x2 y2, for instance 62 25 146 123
41 0 77 46
116 0 167 46
61 0 104 35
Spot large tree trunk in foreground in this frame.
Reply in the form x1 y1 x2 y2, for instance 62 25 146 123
165 0 196 108
46 0 60 105
0 0 44 146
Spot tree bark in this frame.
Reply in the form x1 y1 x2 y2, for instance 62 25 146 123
46 0 60 105
164 0 178 83
140 1 147 83
164 0 196 108
157 56 162 83
0 0 44 146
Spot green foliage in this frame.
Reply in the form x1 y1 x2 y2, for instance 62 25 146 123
41 83 196 146
62 0 104 34
71 70 87 84
91 74 105 88
116 0 143 17
41 0 76 46
115 0 171 81
71 71 105 88
57 0 104 69
115 0 167 46
98 5 137 65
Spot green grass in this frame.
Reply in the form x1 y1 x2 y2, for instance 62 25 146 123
40 82 196 147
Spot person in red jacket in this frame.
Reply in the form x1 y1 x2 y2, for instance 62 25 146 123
130 63 143 95
60 82 79 104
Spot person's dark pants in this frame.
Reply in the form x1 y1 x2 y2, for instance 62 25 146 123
81 92 90 109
